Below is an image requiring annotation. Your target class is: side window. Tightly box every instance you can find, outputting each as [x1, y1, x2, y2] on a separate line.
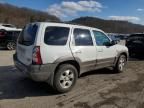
[44, 27, 70, 45]
[73, 28, 93, 46]
[93, 31, 110, 46]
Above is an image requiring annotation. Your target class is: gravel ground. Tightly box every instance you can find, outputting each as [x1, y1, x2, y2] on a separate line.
[0, 47, 144, 108]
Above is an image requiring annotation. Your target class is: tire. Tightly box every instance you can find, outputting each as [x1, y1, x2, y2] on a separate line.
[7, 41, 16, 50]
[53, 64, 78, 93]
[114, 55, 127, 73]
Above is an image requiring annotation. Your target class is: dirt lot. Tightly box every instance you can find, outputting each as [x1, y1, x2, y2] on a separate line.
[0, 48, 144, 108]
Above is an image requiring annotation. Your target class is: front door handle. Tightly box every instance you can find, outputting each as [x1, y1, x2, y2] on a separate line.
[98, 49, 103, 52]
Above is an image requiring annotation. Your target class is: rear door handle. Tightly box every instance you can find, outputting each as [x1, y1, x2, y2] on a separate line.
[75, 50, 82, 54]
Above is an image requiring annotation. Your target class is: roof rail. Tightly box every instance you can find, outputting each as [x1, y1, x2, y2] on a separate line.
[64, 21, 90, 27]
[45, 20, 91, 27]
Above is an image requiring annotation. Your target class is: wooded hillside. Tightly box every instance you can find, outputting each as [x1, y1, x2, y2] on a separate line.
[0, 3, 60, 27]
[71, 17, 144, 34]
[0, 3, 144, 34]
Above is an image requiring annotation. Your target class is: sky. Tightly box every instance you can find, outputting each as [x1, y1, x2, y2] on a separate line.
[1, 0, 144, 24]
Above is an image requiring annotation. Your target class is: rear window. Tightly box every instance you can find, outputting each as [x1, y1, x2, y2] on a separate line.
[2, 24, 16, 28]
[44, 27, 70, 45]
[18, 24, 38, 46]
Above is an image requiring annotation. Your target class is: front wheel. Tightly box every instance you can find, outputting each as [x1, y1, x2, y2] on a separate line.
[7, 41, 16, 50]
[114, 55, 127, 73]
[53, 64, 78, 93]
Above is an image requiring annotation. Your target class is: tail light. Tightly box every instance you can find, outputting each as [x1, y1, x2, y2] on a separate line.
[0, 31, 6, 37]
[32, 46, 42, 65]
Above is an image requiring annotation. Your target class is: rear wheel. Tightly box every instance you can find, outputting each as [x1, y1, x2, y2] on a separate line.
[7, 41, 16, 50]
[53, 64, 78, 93]
[114, 55, 127, 73]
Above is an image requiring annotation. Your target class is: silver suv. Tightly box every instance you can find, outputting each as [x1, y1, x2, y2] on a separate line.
[13, 22, 128, 93]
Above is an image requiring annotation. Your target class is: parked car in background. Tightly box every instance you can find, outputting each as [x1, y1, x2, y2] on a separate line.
[107, 33, 120, 43]
[126, 33, 144, 57]
[108, 33, 129, 41]
[0, 29, 21, 50]
[0, 23, 22, 31]
[117, 34, 128, 40]
[13, 22, 128, 93]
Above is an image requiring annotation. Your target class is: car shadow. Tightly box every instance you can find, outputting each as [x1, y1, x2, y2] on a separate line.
[0, 66, 58, 100]
[0, 64, 135, 100]
[80, 68, 117, 78]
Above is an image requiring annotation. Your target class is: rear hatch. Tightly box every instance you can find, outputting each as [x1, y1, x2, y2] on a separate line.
[17, 23, 38, 65]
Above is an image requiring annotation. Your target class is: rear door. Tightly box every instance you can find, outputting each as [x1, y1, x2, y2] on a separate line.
[70, 27, 97, 72]
[40, 25, 73, 64]
[17, 23, 38, 65]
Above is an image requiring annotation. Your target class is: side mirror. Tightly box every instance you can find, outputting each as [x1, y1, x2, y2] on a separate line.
[103, 40, 118, 46]
[103, 41, 112, 46]
[103, 40, 117, 46]
[111, 40, 117, 45]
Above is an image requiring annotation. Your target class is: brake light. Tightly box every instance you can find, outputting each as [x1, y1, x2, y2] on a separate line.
[32, 46, 42, 65]
[0, 31, 6, 37]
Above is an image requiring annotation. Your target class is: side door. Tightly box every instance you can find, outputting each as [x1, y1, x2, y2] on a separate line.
[70, 28, 97, 73]
[92, 30, 117, 67]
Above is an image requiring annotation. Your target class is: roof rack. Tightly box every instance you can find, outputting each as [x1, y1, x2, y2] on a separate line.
[45, 20, 92, 27]
[64, 21, 93, 27]
[64, 21, 83, 25]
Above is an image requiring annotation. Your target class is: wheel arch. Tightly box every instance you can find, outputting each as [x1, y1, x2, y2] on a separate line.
[114, 51, 129, 66]
[119, 52, 128, 61]
[54, 60, 80, 77]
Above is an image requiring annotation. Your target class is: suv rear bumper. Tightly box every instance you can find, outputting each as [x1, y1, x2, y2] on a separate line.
[13, 54, 57, 83]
